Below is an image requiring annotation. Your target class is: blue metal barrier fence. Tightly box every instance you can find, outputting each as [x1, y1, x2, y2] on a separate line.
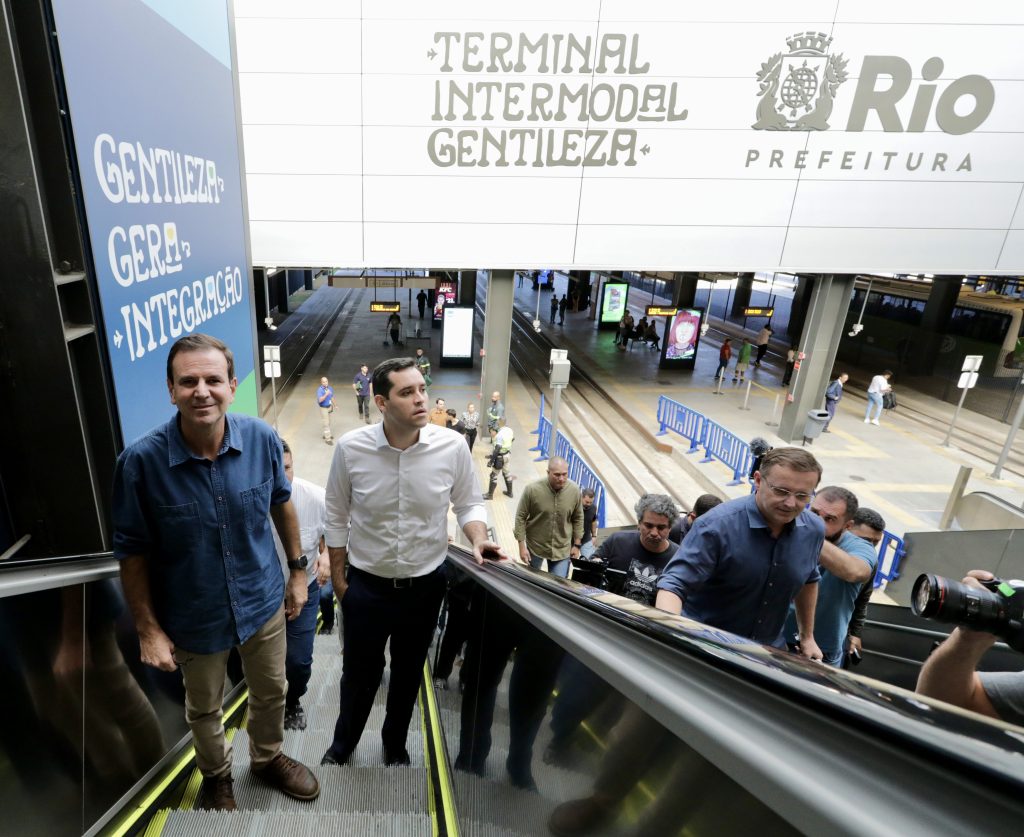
[533, 407, 608, 528]
[655, 395, 706, 454]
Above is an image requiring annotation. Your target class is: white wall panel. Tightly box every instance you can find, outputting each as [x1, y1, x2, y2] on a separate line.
[235, 3, 1024, 272]
[364, 222, 576, 265]
[239, 74, 361, 126]
[364, 175, 580, 224]
[782, 228, 1006, 272]
[247, 175, 361, 222]
[789, 181, 1020, 229]
[577, 178, 796, 226]
[243, 126, 361, 174]
[235, 18, 361, 73]
[250, 221, 363, 264]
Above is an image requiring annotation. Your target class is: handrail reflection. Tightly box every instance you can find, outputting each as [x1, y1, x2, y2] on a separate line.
[444, 546, 1024, 791]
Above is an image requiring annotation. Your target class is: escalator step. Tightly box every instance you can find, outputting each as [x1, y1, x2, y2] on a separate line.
[160, 809, 431, 835]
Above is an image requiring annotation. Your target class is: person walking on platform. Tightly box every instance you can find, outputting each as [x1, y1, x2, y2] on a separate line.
[113, 334, 320, 811]
[320, 357, 503, 768]
[414, 347, 432, 391]
[483, 425, 515, 500]
[732, 338, 752, 382]
[655, 446, 825, 661]
[715, 339, 732, 380]
[462, 402, 479, 451]
[429, 398, 448, 427]
[352, 365, 371, 424]
[549, 294, 558, 324]
[864, 370, 892, 426]
[782, 346, 796, 386]
[558, 294, 569, 325]
[416, 289, 428, 319]
[386, 312, 402, 346]
[317, 376, 335, 445]
[273, 440, 329, 732]
[486, 391, 505, 443]
[514, 456, 583, 578]
[823, 372, 847, 432]
[754, 325, 772, 367]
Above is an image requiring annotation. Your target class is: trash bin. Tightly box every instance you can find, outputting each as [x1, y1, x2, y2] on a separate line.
[802, 410, 830, 444]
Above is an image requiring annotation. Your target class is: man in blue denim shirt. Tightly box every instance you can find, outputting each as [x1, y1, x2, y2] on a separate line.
[655, 447, 825, 659]
[112, 334, 319, 811]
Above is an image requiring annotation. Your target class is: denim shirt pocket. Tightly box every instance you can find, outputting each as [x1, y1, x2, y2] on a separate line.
[155, 501, 203, 555]
[241, 478, 273, 533]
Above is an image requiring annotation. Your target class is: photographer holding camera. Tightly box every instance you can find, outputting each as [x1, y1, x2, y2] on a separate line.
[916, 570, 1024, 725]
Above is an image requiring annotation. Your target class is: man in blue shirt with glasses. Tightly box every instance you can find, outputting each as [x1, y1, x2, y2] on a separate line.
[655, 447, 825, 660]
[113, 334, 319, 811]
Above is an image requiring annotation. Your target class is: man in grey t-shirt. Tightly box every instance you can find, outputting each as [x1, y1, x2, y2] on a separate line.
[917, 569, 1024, 725]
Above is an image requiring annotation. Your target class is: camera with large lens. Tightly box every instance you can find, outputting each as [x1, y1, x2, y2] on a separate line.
[911, 573, 1024, 652]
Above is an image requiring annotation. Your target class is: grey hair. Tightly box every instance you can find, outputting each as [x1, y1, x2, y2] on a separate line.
[635, 493, 679, 522]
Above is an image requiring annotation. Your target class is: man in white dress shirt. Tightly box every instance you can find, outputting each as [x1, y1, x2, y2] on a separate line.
[320, 357, 505, 767]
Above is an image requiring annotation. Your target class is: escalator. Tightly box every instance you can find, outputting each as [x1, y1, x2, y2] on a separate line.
[5, 552, 1024, 835]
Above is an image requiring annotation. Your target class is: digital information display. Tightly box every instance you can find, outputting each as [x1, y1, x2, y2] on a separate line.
[660, 308, 704, 370]
[599, 282, 629, 329]
[370, 301, 401, 313]
[441, 305, 474, 367]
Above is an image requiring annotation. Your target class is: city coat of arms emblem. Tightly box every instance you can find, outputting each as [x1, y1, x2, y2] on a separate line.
[752, 31, 849, 130]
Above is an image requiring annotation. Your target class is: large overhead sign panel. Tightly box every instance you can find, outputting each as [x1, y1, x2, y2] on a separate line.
[236, 1, 1024, 273]
[52, 0, 257, 444]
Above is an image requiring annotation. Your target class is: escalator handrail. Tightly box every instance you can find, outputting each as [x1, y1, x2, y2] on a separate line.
[444, 547, 1024, 796]
[0, 551, 118, 599]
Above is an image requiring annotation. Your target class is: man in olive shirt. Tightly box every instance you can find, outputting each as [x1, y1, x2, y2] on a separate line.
[514, 457, 583, 578]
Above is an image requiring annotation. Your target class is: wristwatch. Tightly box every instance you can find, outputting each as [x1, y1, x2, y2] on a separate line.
[287, 556, 308, 570]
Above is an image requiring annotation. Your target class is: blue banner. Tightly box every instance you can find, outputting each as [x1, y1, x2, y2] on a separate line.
[50, 0, 256, 444]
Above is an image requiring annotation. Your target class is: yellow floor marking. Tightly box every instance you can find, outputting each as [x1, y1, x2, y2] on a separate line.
[851, 487, 931, 531]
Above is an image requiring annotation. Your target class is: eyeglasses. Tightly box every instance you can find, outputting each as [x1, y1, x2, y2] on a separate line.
[762, 478, 814, 504]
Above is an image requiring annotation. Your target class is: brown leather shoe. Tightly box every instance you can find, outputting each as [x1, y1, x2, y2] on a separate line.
[251, 752, 320, 801]
[197, 774, 236, 812]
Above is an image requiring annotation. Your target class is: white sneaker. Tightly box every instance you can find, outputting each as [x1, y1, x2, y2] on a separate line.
[864, 418, 870, 423]
[871, 419, 880, 426]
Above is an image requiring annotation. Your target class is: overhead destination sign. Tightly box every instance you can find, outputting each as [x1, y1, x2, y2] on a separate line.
[743, 307, 775, 318]
[236, 2, 1024, 274]
[647, 306, 678, 317]
[370, 301, 401, 313]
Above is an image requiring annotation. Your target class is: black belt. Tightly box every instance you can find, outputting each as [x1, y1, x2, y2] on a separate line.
[348, 564, 442, 590]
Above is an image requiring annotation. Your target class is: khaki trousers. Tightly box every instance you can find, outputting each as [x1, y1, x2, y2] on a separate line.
[320, 406, 333, 440]
[175, 605, 286, 777]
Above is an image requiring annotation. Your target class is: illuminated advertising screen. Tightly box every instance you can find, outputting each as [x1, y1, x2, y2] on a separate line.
[660, 308, 704, 370]
[441, 305, 474, 367]
[433, 279, 457, 323]
[599, 282, 629, 329]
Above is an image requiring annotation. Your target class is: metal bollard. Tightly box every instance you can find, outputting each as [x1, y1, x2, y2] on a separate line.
[741, 379, 757, 411]
[712, 375, 725, 396]
[765, 394, 781, 427]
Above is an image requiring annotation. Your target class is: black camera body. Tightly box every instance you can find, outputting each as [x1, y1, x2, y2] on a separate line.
[911, 573, 1024, 652]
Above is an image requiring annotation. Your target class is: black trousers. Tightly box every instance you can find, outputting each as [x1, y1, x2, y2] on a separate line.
[457, 589, 564, 774]
[328, 564, 447, 757]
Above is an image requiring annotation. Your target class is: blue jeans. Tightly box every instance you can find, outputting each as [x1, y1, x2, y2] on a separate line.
[530, 554, 570, 578]
[865, 392, 883, 421]
[285, 579, 320, 707]
[319, 579, 336, 630]
[580, 541, 596, 559]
